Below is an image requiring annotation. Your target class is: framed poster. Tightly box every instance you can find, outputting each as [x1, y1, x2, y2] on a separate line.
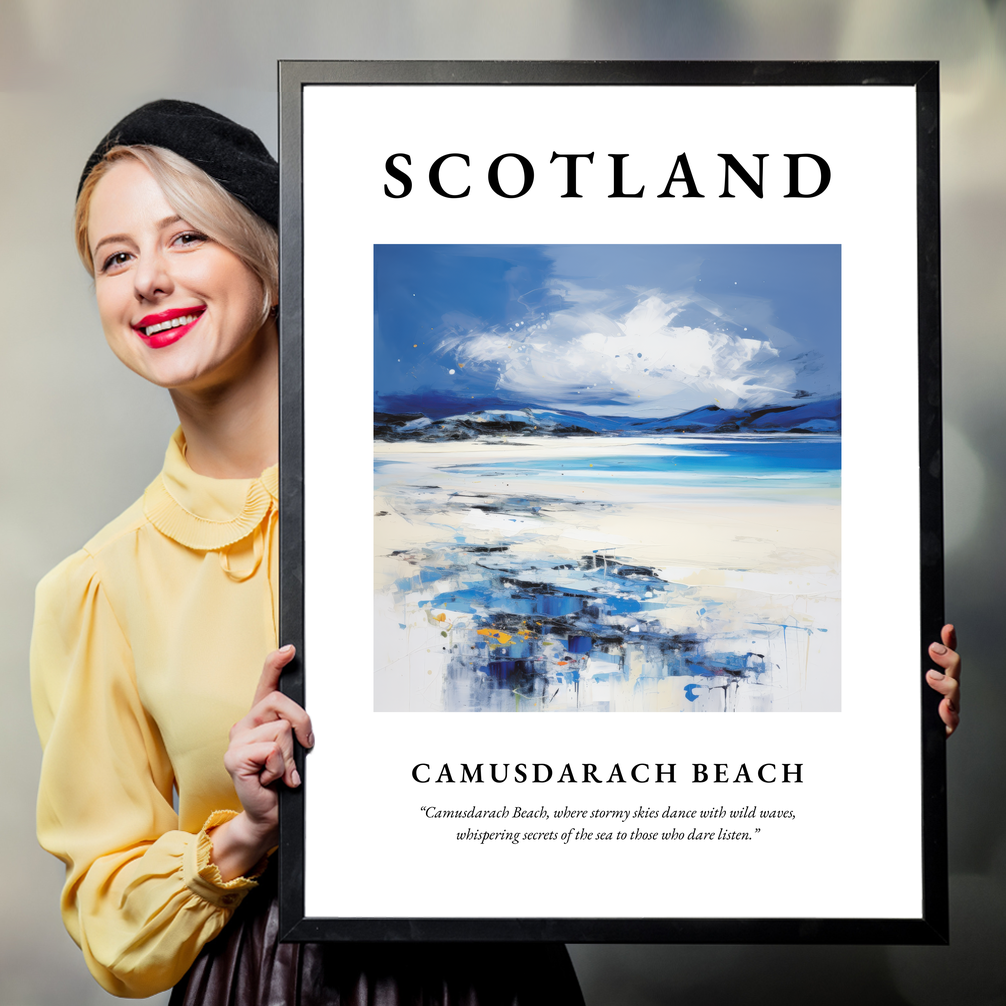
[277, 61, 946, 943]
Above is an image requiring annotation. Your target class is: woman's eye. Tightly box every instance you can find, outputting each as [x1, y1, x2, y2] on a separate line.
[173, 231, 208, 248]
[101, 251, 131, 273]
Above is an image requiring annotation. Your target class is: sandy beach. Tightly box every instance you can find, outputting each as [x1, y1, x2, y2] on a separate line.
[374, 436, 840, 713]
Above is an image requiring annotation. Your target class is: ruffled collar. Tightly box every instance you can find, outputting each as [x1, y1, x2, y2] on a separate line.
[143, 428, 278, 551]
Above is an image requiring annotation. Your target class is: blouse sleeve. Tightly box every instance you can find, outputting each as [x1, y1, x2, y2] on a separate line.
[31, 549, 262, 998]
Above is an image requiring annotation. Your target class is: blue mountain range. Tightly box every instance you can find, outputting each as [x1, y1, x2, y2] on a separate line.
[374, 396, 840, 441]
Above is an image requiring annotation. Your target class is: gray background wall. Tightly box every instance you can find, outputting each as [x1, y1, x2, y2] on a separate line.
[1, 2, 1002, 1003]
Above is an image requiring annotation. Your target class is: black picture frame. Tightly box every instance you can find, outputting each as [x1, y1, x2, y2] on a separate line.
[277, 60, 945, 944]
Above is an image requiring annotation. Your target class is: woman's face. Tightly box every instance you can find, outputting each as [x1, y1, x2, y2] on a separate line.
[87, 158, 270, 392]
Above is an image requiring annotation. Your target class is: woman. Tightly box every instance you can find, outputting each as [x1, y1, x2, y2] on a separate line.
[31, 100, 586, 1003]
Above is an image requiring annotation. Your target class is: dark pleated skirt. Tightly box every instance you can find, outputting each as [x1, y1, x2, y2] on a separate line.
[169, 869, 585, 1006]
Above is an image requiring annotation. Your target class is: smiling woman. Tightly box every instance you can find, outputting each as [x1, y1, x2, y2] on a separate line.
[30, 100, 585, 1004]
[87, 158, 269, 376]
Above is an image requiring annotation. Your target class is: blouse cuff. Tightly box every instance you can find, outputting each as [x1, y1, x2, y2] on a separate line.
[183, 810, 269, 909]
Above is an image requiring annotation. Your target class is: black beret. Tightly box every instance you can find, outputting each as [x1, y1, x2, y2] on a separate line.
[78, 99, 278, 228]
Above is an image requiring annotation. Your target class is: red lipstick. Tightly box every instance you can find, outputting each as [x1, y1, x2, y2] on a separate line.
[132, 306, 206, 349]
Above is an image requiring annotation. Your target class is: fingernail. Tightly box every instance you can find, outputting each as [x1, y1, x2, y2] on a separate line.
[292, 768, 301, 787]
[306, 732, 315, 748]
[280, 644, 295, 654]
[931, 643, 947, 655]
[927, 670, 944, 680]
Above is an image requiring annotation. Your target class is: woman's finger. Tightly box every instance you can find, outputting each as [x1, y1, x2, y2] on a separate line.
[928, 640, 961, 681]
[256, 742, 287, 787]
[224, 739, 287, 787]
[233, 719, 300, 788]
[925, 668, 959, 704]
[244, 690, 313, 749]
[251, 644, 296, 707]
[939, 698, 961, 737]
[941, 623, 957, 653]
[926, 668, 960, 737]
[231, 690, 313, 750]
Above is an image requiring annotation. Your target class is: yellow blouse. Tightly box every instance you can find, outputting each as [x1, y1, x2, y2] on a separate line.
[31, 429, 279, 998]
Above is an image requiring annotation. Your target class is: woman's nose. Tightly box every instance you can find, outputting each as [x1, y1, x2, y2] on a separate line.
[133, 249, 173, 302]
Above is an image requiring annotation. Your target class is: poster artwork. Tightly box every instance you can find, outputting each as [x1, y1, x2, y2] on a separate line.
[373, 243, 841, 713]
[288, 64, 943, 941]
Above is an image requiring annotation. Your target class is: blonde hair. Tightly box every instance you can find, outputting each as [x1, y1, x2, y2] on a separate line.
[75, 145, 278, 322]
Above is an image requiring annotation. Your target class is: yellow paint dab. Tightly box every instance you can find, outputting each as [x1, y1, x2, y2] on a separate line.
[477, 627, 513, 644]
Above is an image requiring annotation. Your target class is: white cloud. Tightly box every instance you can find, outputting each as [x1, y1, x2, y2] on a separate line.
[436, 285, 799, 416]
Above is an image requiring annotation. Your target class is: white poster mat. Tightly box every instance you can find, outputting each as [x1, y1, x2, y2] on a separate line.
[301, 84, 919, 920]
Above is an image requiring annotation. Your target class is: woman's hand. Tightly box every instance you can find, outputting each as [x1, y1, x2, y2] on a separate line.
[209, 645, 314, 881]
[926, 624, 961, 737]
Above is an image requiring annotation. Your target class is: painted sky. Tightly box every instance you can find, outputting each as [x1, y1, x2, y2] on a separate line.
[374, 245, 840, 418]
